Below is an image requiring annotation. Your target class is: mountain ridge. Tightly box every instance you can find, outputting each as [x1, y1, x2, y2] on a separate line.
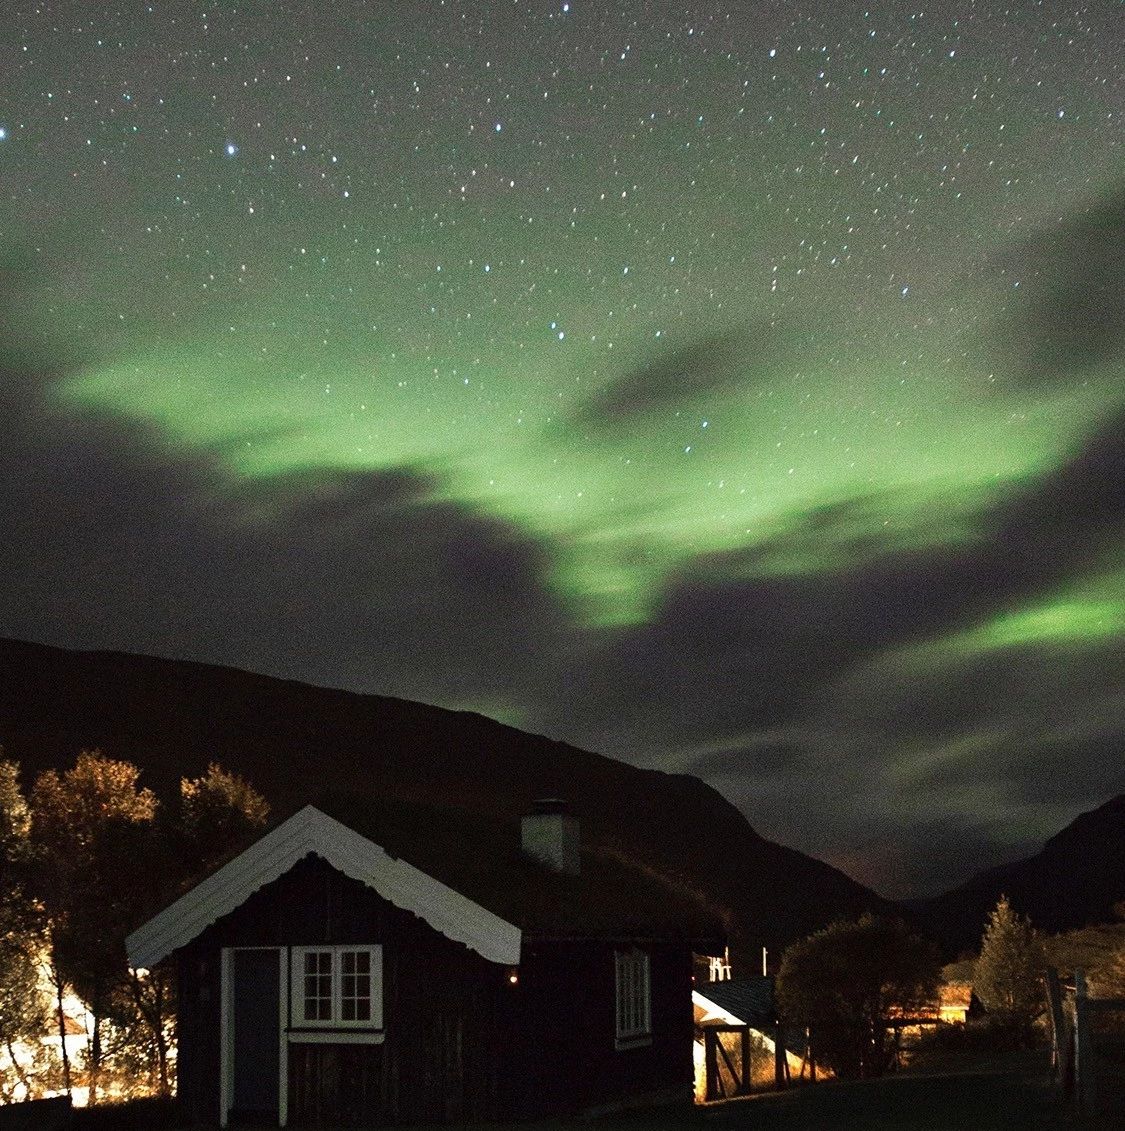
[0, 635, 886, 961]
[910, 794, 1125, 953]
[4, 636, 1118, 959]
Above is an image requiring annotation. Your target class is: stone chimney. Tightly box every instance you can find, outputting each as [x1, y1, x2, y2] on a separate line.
[521, 798, 580, 876]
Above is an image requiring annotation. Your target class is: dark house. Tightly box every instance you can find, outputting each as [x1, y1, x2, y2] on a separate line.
[126, 795, 723, 1127]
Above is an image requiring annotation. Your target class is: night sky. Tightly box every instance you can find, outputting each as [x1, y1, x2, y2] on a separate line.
[2, 1, 1123, 898]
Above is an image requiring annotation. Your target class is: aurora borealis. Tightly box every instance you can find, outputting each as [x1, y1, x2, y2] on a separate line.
[2, 1, 1122, 897]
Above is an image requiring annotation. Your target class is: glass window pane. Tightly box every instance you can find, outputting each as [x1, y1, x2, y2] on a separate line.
[339, 948, 372, 1023]
[303, 951, 333, 1022]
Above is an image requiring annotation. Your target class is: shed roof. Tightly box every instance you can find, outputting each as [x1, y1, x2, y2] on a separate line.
[693, 977, 775, 1026]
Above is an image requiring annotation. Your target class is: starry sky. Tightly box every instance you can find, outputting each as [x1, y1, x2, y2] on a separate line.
[2, 0, 1123, 899]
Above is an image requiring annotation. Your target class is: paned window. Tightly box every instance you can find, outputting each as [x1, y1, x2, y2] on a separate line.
[615, 949, 651, 1044]
[290, 945, 382, 1029]
[340, 949, 372, 1022]
[303, 950, 333, 1021]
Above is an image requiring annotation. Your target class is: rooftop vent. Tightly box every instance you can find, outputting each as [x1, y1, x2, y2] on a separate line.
[521, 798, 580, 876]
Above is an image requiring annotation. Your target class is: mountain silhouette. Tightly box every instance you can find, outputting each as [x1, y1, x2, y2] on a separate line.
[0, 636, 893, 964]
[911, 795, 1125, 953]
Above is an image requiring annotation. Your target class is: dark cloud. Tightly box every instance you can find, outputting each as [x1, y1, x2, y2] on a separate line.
[546, 531, 1015, 755]
[990, 183, 1125, 385]
[689, 737, 808, 778]
[832, 820, 1043, 903]
[540, 398, 1125, 894]
[568, 323, 791, 429]
[0, 307, 573, 712]
[3, 261, 1123, 900]
[568, 388, 1125, 739]
[1001, 729, 1125, 808]
[999, 401, 1125, 545]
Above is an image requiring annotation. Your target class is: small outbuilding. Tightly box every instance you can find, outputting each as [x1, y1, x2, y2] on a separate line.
[692, 978, 807, 1099]
[127, 794, 723, 1127]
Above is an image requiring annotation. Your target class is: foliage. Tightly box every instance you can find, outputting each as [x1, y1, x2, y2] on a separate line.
[973, 895, 1046, 1025]
[0, 749, 273, 1104]
[0, 917, 50, 1091]
[0, 758, 31, 869]
[776, 914, 941, 1079]
[1090, 944, 1125, 998]
[29, 751, 160, 1104]
[1044, 922, 1125, 984]
[176, 762, 269, 877]
[941, 957, 976, 985]
[906, 1013, 1044, 1074]
[0, 757, 55, 1102]
[98, 967, 176, 1101]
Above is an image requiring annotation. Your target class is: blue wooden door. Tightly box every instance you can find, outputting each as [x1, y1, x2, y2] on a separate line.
[232, 949, 281, 1124]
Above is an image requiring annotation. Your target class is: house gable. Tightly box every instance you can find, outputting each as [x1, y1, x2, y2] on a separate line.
[126, 805, 521, 968]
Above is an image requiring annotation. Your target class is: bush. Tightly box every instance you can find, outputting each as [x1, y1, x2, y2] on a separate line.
[907, 1014, 1044, 1071]
[777, 914, 941, 1079]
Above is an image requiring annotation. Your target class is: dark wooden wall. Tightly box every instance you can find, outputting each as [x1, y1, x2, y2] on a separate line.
[173, 856, 694, 1126]
[174, 855, 515, 1127]
[513, 940, 695, 1118]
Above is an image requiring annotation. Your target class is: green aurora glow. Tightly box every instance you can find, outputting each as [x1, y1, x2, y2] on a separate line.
[50, 294, 1119, 625]
[3, 0, 1123, 895]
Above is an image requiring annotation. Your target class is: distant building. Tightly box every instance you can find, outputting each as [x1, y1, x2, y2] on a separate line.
[127, 797, 723, 1127]
[886, 981, 975, 1032]
[937, 982, 973, 1024]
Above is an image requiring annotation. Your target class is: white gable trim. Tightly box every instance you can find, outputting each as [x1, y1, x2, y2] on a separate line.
[126, 805, 521, 968]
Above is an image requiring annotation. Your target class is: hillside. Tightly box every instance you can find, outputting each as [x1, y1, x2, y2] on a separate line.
[912, 795, 1125, 954]
[0, 636, 891, 959]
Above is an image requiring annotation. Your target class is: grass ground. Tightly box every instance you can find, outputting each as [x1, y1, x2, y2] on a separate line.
[478, 1049, 1113, 1131]
[598, 1051, 1116, 1131]
[693, 1052, 1084, 1130]
[57, 1049, 1121, 1130]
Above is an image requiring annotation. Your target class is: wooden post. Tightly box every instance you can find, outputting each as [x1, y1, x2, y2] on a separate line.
[704, 1029, 718, 1102]
[1074, 969, 1094, 1114]
[1044, 967, 1069, 1089]
[774, 1019, 786, 1089]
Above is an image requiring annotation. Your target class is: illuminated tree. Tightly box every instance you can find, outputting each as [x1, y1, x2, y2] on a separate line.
[176, 761, 269, 875]
[0, 758, 51, 1101]
[109, 761, 271, 1097]
[2, 750, 275, 1100]
[973, 895, 1045, 1025]
[30, 751, 158, 1104]
[0, 758, 30, 870]
[1091, 945, 1125, 999]
[777, 914, 940, 1079]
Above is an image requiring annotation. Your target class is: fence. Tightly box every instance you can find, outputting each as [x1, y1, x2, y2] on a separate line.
[1045, 966, 1125, 1116]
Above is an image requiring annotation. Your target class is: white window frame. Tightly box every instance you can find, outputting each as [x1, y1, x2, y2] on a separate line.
[290, 945, 383, 1031]
[614, 948, 652, 1048]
